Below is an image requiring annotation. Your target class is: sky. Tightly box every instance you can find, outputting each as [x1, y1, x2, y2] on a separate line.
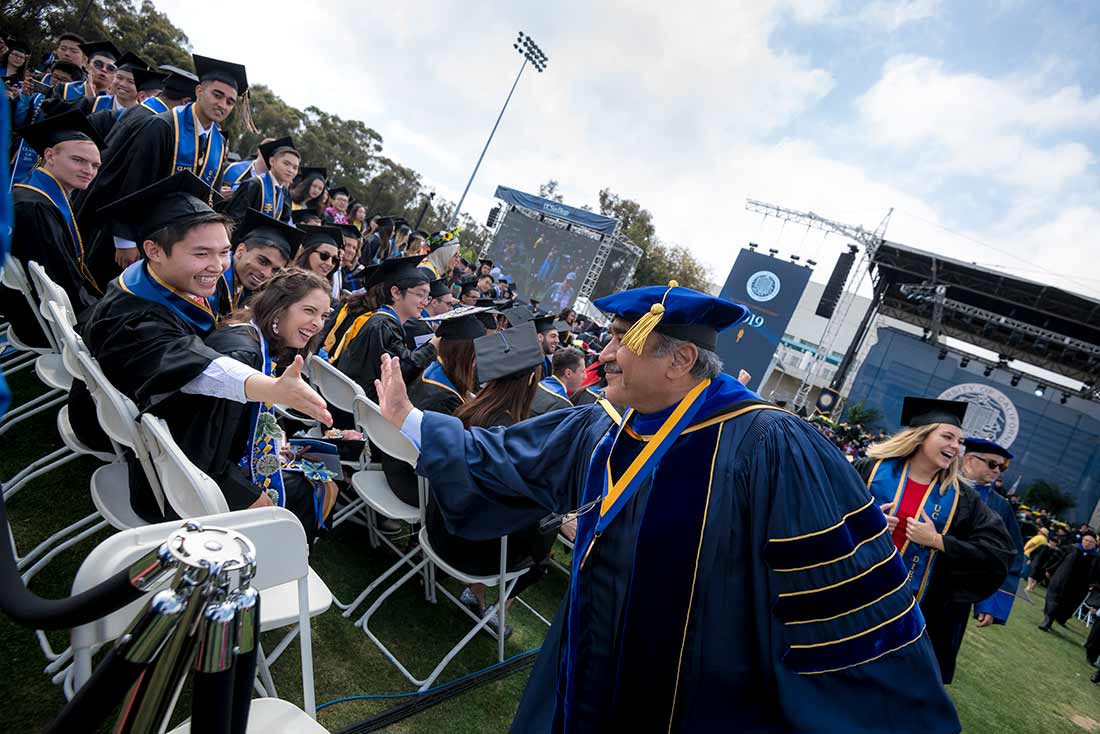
[155, 0, 1100, 299]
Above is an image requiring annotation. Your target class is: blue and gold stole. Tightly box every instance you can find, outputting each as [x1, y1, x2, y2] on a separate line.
[170, 103, 225, 187]
[418, 259, 441, 279]
[421, 360, 463, 401]
[14, 169, 101, 294]
[563, 374, 769, 727]
[92, 94, 115, 113]
[9, 93, 49, 187]
[865, 457, 960, 601]
[538, 375, 569, 400]
[60, 80, 87, 101]
[140, 96, 170, 115]
[258, 171, 286, 220]
[239, 322, 338, 526]
[117, 259, 217, 334]
[222, 159, 254, 191]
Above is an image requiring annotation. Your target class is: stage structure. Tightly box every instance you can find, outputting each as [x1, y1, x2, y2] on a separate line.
[480, 185, 642, 312]
[747, 198, 1100, 411]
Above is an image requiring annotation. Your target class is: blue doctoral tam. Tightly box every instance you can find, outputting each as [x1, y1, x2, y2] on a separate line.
[593, 281, 747, 352]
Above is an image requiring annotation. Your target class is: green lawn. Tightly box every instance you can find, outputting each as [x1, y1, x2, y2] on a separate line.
[1, 369, 1098, 732]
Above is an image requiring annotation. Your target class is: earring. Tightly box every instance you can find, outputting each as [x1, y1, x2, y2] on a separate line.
[272, 319, 280, 335]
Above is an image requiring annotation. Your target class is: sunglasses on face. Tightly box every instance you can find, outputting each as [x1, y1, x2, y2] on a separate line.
[92, 59, 118, 73]
[315, 251, 338, 263]
[970, 456, 1008, 472]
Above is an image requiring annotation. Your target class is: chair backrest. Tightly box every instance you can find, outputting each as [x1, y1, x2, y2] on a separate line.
[352, 394, 419, 468]
[76, 351, 166, 513]
[27, 260, 75, 316]
[139, 413, 230, 519]
[70, 507, 309, 651]
[307, 354, 364, 414]
[44, 301, 86, 381]
[1, 257, 58, 351]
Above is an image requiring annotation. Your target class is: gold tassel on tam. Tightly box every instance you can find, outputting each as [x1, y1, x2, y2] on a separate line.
[621, 280, 678, 355]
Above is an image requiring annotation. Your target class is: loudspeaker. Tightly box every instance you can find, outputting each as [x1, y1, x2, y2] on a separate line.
[815, 250, 855, 319]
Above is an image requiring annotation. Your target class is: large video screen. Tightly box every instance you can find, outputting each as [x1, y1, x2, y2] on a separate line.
[485, 208, 603, 312]
[591, 239, 640, 300]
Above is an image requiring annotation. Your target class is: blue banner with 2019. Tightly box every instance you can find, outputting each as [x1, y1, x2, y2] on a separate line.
[493, 185, 619, 235]
[715, 248, 811, 392]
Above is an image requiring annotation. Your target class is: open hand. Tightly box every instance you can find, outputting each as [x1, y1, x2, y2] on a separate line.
[245, 355, 332, 426]
[975, 613, 994, 628]
[879, 502, 898, 533]
[375, 353, 413, 429]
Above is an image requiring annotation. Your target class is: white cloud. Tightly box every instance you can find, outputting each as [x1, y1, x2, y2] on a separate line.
[856, 55, 1100, 192]
[856, 0, 942, 31]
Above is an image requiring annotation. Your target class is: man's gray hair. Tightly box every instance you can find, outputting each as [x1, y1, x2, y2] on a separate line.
[648, 332, 724, 379]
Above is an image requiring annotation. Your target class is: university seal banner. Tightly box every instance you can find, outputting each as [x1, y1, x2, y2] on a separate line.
[715, 248, 811, 391]
[937, 383, 1020, 447]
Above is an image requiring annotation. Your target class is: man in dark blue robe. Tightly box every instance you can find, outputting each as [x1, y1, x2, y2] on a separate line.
[375, 282, 960, 733]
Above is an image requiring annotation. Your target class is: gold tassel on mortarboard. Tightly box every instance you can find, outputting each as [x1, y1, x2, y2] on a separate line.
[620, 280, 678, 355]
[238, 89, 259, 134]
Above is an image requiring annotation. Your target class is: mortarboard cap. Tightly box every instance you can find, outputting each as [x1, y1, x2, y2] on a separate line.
[5, 38, 30, 55]
[328, 185, 350, 199]
[593, 281, 748, 353]
[296, 210, 323, 225]
[424, 306, 491, 341]
[899, 397, 968, 429]
[114, 51, 148, 72]
[474, 322, 544, 384]
[259, 136, 298, 165]
[192, 54, 248, 93]
[428, 279, 450, 299]
[297, 167, 327, 183]
[80, 40, 121, 62]
[532, 313, 558, 335]
[479, 259, 493, 268]
[475, 297, 499, 309]
[157, 64, 198, 98]
[553, 320, 571, 332]
[529, 298, 541, 309]
[502, 305, 535, 328]
[131, 67, 167, 92]
[98, 171, 222, 241]
[365, 254, 432, 290]
[297, 224, 342, 249]
[335, 223, 361, 241]
[18, 108, 106, 156]
[427, 227, 460, 252]
[962, 437, 1013, 461]
[234, 208, 303, 260]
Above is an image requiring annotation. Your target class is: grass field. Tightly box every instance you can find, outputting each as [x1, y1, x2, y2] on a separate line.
[1, 369, 1098, 732]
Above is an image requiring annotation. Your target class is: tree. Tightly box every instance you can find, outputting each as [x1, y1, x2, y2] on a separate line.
[597, 188, 710, 291]
[844, 401, 883, 429]
[1021, 481, 1076, 517]
[538, 179, 564, 202]
[101, 0, 193, 69]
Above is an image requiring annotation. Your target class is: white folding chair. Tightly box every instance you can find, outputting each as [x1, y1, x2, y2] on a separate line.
[348, 395, 528, 691]
[340, 394, 429, 620]
[68, 507, 330, 720]
[306, 355, 375, 530]
[0, 263, 44, 375]
[0, 259, 65, 435]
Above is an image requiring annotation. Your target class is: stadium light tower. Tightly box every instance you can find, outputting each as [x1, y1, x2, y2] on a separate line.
[448, 31, 549, 227]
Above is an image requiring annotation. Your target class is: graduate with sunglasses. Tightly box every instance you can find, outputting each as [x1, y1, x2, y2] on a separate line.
[293, 224, 343, 302]
[377, 282, 961, 733]
[855, 398, 1015, 684]
[961, 438, 1026, 632]
[75, 54, 246, 286]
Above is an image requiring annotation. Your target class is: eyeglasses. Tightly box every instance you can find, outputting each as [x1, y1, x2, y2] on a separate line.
[315, 251, 337, 263]
[969, 456, 1008, 472]
[91, 59, 117, 73]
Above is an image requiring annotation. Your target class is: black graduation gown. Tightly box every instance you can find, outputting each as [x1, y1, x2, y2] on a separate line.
[424, 410, 558, 597]
[854, 459, 1014, 684]
[69, 279, 226, 520]
[0, 186, 97, 348]
[1028, 543, 1061, 582]
[74, 110, 224, 286]
[146, 325, 318, 537]
[382, 372, 465, 506]
[571, 387, 600, 406]
[104, 102, 157, 145]
[87, 107, 121, 141]
[221, 175, 292, 227]
[403, 317, 433, 351]
[333, 312, 436, 402]
[1086, 603, 1100, 666]
[530, 379, 573, 418]
[1044, 546, 1100, 624]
